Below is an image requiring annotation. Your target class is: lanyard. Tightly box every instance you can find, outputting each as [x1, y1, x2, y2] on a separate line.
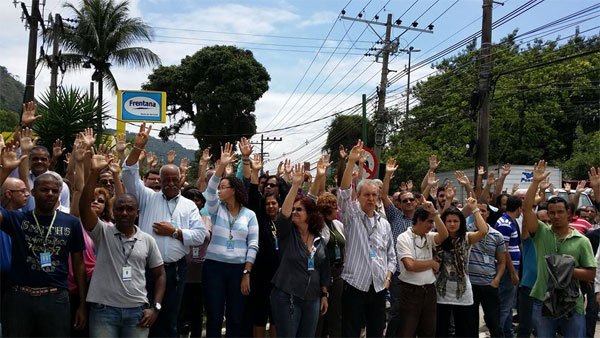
[270, 220, 277, 239]
[165, 195, 180, 219]
[32, 210, 57, 248]
[116, 233, 138, 266]
[362, 214, 376, 237]
[228, 210, 238, 240]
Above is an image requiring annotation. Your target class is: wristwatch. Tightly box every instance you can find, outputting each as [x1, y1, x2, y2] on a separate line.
[171, 229, 179, 239]
[153, 302, 162, 311]
[243, 269, 251, 275]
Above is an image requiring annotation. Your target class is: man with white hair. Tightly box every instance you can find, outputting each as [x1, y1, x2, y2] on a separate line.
[338, 140, 396, 337]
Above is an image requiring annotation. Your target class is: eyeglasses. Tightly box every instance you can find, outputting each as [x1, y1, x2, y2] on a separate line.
[292, 207, 305, 212]
[99, 179, 115, 185]
[9, 188, 28, 194]
[93, 197, 106, 204]
[402, 198, 416, 203]
[265, 183, 277, 188]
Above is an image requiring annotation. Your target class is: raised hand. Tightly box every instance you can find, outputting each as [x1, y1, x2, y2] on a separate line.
[91, 154, 109, 171]
[539, 176, 551, 191]
[399, 182, 407, 191]
[97, 143, 110, 157]
[138, 150, 146, 163]
[406, 180, 413, 191]
[284, 159, 292, 176]
[530, 161, 549, 183]
[465, 192, 477, 210]
[348, 140, 364, 163]
[133, 122, 152, 150]
[291, 163, 304, 186]
[338, 144, 347, 159]
[422, 200, 436, 214]
[251, 154, 263, 171]
[385, 158, 397, 174]
[427, 170, 439, 186]
[455, 170, 471, 187]
[564, 182, 571, 191]
[428, 154, 440, 171]
[239, 137, 253, 157]
[576, 180, 587, 194]
[179, 157, 189, 173]
[80, 128, 96, 149]
[0, 134, 5, 153]
[19, 127, 36, 153]
[219, 142, 235, 166]
[1, 144, 27, 172]
[116, 134, 127, 153]
[200, 148, 211, 164]
[277, 161, 284, 176]
[512, 183, 519, 194]
[589, 167, 600, 189]
[21, 101, 40, 126]
[167, 150, 176, 164]
[501, 163, 511, 177]
[445, 184, 456, 202]
[108, 160, 120, 174]
[486, 172, 496, 185]
[145, 152, 155, 166]
[52, 139, 65, 158]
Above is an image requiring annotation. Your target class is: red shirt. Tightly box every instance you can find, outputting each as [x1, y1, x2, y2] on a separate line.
[570, 216, 593, 234]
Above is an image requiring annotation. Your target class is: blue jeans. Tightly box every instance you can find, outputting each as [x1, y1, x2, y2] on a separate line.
[146, 257, 187, 338]
[2, 287, 70, 337]
[498, 270, 517, 338]
[532, 300, 585, 338]
[270, 287, 320, 338]
[89, 303, 148, 338]
[517, 286, 535, 338]
[202, 259, 246, 338]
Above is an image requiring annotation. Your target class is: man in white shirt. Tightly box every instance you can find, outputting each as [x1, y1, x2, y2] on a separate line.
[396, 203, 448, 337]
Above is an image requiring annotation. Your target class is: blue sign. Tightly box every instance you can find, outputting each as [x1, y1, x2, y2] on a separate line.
[117, 90, 166, 123]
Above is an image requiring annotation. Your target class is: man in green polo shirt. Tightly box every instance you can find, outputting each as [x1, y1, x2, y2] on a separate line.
[522, 160, 596, 338]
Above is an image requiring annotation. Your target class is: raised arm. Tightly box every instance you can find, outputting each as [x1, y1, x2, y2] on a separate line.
[0, 144, 27, 187]
[421, 200, 448, 245]
[336, 145, 347, 187]
[239, 137, 253, 179]
[281, 163, 304, 218]
[523, 160, 550, 239]
[215, 143, 235, 178]
[494, 164, 511, 199]
[422, 170, 438, 200]
[69, 139, 90, 218]
[125, 122, 152, 166]
[480, 172, 495, 204]
[309, 155, 329, 197]
[196, 148, 211, 192]
[340, 140, 363, 190]
[590, 167, 600, 205]
[381, 159, 397, 208]
[455, 170, 475, 200]
[80, 154, 110, 232]
[465, 193, 489, 244]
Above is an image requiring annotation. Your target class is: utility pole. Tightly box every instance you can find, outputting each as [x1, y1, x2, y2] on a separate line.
[400, 46, 421, 120]
[341, 12, 433, 177]
[21, 0, 43, 105]
[362, 94, 368, 145]
[251, 135, 282, 174]
[49, 13, 63, 96]
[476, 0, 493, 179]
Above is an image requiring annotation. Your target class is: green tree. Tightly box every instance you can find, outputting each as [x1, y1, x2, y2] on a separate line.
[0, 66, 25, 113]
[34, 87, 106, 174]
[562, 127, 600, 179]
[143, 45, 270, 153]
[61, 0, 160, 133]
[0, 109, 19, 132]
[323, 114, 374, 164]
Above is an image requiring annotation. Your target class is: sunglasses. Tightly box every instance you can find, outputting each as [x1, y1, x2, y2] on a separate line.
[402, 198, 416, 203]
[93, 198, 106, 204]
[99, 179, 115, 185]
[292, 207, 305, 212]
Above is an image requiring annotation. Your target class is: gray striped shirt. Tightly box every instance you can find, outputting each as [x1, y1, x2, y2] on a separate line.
[338, 188, 397, 292]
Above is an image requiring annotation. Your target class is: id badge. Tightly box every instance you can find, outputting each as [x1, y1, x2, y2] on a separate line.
[227, 240, 235, 250]
[334, 245, 341, 260]
[122, 266, 132, 281]
[192, 247, 200, 258]
[40, 252, 52, 268]
[369, 245, 376, 259]
[483, 255, 490, 264]
[307, 257, 315, 271]
[274, 238, 279, 251]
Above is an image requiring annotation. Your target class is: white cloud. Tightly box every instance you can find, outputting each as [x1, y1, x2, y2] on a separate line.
[297, 10, 338, 28]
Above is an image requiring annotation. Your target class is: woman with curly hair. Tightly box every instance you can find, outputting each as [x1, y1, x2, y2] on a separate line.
[203, 143, 259, 338]
[270, 164, 331, 338]
[435, 195, 488, 337]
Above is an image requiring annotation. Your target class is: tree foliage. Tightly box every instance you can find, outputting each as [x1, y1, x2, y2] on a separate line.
[323, 114, 375, 164]
[562, 127, 600, 179]
[0, 109, 19, 132]
[61, 0, 160, 132]
[385, 31, 600, 181]
[0, 66, 25, 113]
[34, 87, 106, 155]
[142, 45, 270, 153]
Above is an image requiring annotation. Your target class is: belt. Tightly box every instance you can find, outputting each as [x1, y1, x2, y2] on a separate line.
[13, 286, 61, 296]
[164, 256, 186, 268]
[399, 280, 435, 290]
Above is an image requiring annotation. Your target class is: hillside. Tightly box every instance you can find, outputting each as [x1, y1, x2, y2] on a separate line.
[107, 128, 197, 162]
[0, 66, 25, 113]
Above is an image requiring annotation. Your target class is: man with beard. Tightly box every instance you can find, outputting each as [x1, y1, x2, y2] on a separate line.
[122, 123, 206, 338]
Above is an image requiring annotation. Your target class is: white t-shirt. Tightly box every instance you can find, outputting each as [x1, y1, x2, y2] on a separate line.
[396, 228, 437, 285]
[435, 233, 473, 306]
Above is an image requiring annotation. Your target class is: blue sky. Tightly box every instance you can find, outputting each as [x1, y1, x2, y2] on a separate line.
[1, 0, 598, 171]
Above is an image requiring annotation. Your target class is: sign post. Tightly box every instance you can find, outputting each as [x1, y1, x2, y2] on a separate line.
[360, 146, 378, 179]
[116, 90, 167, 135]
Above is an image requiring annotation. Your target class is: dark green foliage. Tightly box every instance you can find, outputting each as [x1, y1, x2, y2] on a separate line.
[0, 66, 25, 113]
[143, 45, 270, 156]
[0, 109, 19, 132]
[324, 114, 375, 164]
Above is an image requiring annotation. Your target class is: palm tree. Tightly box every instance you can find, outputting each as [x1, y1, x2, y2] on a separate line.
[61, 0, 161, 134]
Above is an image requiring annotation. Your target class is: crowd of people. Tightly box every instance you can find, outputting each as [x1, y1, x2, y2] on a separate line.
[1, 102, 600, 338]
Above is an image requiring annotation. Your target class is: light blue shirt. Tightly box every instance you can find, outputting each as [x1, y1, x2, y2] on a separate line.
[122, 161, 206, 263]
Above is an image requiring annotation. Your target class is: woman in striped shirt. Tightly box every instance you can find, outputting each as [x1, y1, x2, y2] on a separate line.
[203, 142, 259, 338]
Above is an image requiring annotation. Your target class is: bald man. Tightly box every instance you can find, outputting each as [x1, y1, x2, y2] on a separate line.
[1, 177, 30, 210]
